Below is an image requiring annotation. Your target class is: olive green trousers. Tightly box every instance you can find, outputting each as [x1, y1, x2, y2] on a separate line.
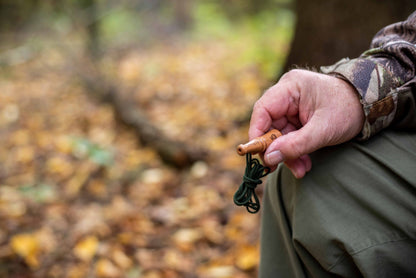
[259, 131, 416, 278]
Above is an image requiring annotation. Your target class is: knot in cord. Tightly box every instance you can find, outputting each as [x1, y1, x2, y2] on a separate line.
[243, 175, 262, 189]
[233, 153, 270, 213]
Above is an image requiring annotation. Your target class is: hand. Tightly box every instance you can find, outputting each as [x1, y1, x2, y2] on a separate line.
[249, 69, 365, 178]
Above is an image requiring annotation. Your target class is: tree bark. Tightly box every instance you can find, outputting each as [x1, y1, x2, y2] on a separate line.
[78, 0, 101, 60]
[283, 0, 416, 73]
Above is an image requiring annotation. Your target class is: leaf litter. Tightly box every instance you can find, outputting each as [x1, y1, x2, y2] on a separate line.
[0, 36, 286, 277]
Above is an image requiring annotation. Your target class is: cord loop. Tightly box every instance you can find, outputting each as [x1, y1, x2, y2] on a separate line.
[233, 153, 270, 213]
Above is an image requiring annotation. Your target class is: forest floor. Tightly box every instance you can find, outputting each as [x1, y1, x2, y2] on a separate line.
[0, 27, 289, 278]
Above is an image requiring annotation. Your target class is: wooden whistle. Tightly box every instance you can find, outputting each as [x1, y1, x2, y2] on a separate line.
[237, 129, 282, 156]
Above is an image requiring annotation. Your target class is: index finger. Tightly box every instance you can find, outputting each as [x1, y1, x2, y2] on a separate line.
[248, 102, 272, 140]
[248, 84, 292, 140]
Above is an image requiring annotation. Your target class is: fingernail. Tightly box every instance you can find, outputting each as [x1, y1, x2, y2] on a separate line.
[266, 150, 284, 165]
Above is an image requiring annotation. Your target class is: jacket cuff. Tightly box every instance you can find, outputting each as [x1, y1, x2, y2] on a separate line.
[320, 57, 401, 140]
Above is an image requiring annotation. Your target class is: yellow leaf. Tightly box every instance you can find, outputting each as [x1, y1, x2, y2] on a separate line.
[95, 258, 120, 278]
[235, 245, 259, 271]
[46, 156, 73, 178]
[112, 248, 132, 270]
[10, 233, 40, 268]
[65, 162, 96, 197]
[55, 135, 73, 154]
[73, 236, 99, 262]
[15, 146, 35, 164]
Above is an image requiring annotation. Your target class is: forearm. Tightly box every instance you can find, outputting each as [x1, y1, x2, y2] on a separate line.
[321, 11, 416, 139]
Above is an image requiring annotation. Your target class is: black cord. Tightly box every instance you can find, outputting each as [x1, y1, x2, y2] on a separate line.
[233, 153, 270, 213]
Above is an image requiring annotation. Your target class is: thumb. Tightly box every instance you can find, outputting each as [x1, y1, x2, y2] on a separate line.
[264, 119, 326, 166]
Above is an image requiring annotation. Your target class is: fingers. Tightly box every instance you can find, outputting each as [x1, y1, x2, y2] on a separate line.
[248, 70, 321, 178]
[267, 118, 323, 159]
[260, 112, 327, 178]
[284, 155, 312, 179]
[248, 107, 272, 141]
[247, 70, 364, 178]
[248, 81, 296, 140]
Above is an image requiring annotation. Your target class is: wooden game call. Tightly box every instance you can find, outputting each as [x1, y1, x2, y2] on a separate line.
[237, 129, 282, 156]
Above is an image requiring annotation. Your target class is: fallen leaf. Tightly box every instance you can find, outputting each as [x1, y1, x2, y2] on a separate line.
[235, 245, 259, 271]
[10, 233, 40, 268]
[73, 235, 99, 262]
[198, 264, 235, 278]
[0, 186, 27, 218]
[95, 258, 121, 278]
[172, 228, 203, 251]
[15, 145, 35, 164]
[190, 161, 209, 178]
[46, 156, 74, 179]
[112, 248, 132, 270]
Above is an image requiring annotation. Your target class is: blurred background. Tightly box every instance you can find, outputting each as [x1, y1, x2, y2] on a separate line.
[0, 0, 415, 277]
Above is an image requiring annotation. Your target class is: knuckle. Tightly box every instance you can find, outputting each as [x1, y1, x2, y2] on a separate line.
[253, 96, 268, 112]
[252, 99, 263, 114]
[280, 69, 302, 81]
[285, 135, 305, 159]
[253, 98, 263, 108]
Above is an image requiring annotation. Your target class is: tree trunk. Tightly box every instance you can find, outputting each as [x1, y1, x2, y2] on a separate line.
[172, 0, 193, 31]
[283, 0, 416, 73]
[79, 0, 101, 60]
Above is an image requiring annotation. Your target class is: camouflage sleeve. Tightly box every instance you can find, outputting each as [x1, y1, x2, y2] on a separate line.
[320, 11, 416, 140]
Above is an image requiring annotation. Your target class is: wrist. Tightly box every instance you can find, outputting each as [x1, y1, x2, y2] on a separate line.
[337, 76, 365, 136]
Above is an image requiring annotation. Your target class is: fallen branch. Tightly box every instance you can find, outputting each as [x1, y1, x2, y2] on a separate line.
[76, 62, 208, 168]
